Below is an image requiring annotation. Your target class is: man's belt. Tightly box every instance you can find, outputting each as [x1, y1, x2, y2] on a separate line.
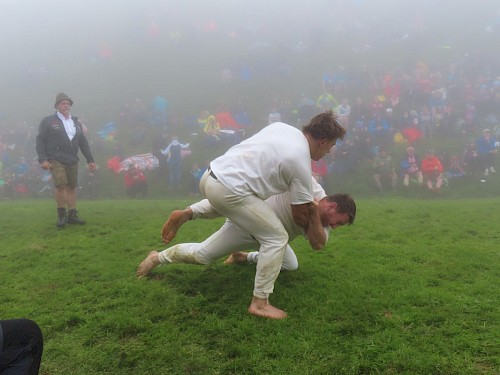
[209, 167, 217, 180]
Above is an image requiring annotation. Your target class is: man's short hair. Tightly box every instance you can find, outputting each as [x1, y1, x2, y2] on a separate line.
[303, 110, 346, 141]
[326, 193, 356, 225]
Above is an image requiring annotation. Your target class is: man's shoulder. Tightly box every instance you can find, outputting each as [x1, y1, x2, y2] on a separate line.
[41, 113, 58, 123]
[278, 123, 306, 140]
[256, 122, 304, 144]
[39, 114, 61, 129]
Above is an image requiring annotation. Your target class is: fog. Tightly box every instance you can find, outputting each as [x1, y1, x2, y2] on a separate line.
[1, 0, 498, 125]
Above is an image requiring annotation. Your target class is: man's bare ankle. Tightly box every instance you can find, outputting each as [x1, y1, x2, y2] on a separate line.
[248, 297, 287, 319]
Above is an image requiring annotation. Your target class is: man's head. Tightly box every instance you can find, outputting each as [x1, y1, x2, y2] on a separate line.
[303, 110, 346, 161]
[54, 92, 73, 107]
[318, 193, 356, 229]
[54, 92, 73, 117]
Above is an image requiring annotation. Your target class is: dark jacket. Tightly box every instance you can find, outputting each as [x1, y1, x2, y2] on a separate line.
[36, 113, 94, 165]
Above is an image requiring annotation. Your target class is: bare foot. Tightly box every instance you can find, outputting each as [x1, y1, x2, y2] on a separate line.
[136, 251, 160, 278]
[161, 209, 192, 244]
[248, 297, 288, 319]
[223, 251, 249, 265]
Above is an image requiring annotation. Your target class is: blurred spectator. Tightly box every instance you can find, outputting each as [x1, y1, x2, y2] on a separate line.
[400, 146, 423, 188]
[368, 113, 391, 148]
[190, 162, 207, 196]
[445, 155, 466, 183]
[296, 94, 317, 125]
[322, 67, 336, 92]
[328, 66, 349, 96]
[311, 159, 328, 187]
[421, 149, 444, 192]
[464, 102, 477, 133]
[419, 105, 433, 139]
[329, 138, 361, 175]
[129, 121, 147, 146]
[494, 125, 500, 147]
[80, 164, 100, 199]
[316, 91, 338, 111]
[476, 128, 497, 182]
[350, 127, 372, 163]
[384, 107, 396, 131]
[151, 134, 168, 179]
[161, 136, 190, 190]
[383, 75, 400, 101]
[267, 105, 281, 124]
[402, 115, 423, 146]
[429, 89, 447, 120]
[2, 171, 15, 199]
[203, 115, 221, 143]
[124, 164, 147, 198]
[131, 97, 147, 124]
[350, 97, 370, 125]
[336, 99, 351, 129]
[463, 142, 480, 177]
[372, 148, 397, 194]
[0, 159, 3, 192]
[369, 95, 385, 116]
[151, 95, 168, 129]
[38, 169, 52, 195]
[14, 156, 30, 177]
[11, 156, 31, 197]
[23, 158, 46, 195]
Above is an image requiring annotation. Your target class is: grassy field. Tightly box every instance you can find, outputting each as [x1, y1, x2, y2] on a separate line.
[0, 198, 499, 375]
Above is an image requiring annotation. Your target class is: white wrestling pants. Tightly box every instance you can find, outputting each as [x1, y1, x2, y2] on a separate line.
[158, 198, 298, 269]
[197, 169, 288, 299]
[190, 198, 298, 271]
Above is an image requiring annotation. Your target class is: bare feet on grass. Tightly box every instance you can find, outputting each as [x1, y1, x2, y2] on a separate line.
[161, 209, 192, 244]
[223, 251, 248, 265]
[136, 251, 160, 278]
[248, 297, 288, 319]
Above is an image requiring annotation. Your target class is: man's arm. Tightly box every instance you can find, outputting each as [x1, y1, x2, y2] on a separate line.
[291, 203, 310, 228]
[291, 202, 326, 249]
[78, 135, 96, 172]
[76, 122, 95, 164]
[304, 202, 327, 250]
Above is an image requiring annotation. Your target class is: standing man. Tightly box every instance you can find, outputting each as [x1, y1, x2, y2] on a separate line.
[36, 93, 96, 228]
[161, 136, 190, 190]
[141, 110, 344, 319]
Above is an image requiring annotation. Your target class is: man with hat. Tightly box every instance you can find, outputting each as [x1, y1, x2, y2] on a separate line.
[36, 92, 96, 227]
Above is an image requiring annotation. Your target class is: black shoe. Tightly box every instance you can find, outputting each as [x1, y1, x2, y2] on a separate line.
[57, 208, 67, 228]
[67, 209, 86, 225]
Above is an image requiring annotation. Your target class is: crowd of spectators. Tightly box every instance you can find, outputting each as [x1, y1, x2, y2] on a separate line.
[1, 54, 499, 198]
[298, 60, 500, 194]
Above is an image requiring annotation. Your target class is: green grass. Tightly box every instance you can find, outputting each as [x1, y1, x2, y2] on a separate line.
[1, 198, 499, 374]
